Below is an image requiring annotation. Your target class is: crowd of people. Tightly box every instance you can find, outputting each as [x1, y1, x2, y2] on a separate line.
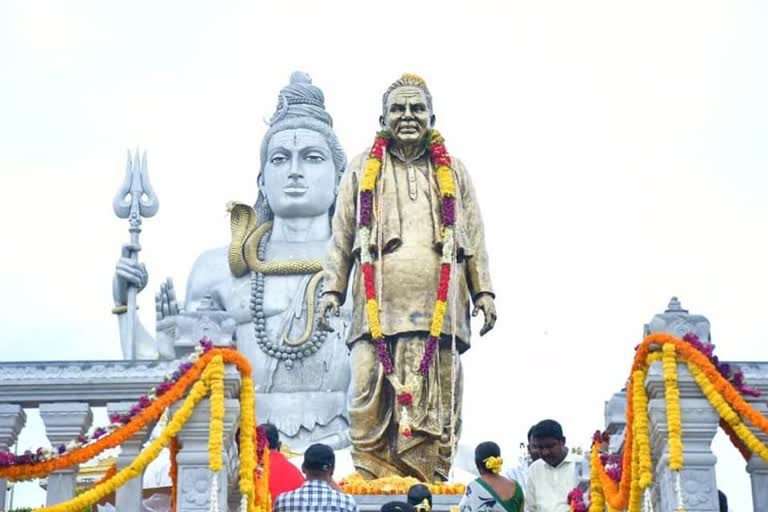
[262, 419, 593, 512]
[260, 417, 731, 511]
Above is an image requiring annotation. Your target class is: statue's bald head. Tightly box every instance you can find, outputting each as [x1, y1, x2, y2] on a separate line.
[382, 73, 434, 118]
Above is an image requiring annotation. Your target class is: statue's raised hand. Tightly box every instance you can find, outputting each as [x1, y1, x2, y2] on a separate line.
[317, 292, 342, 332]
[472, 293, 497, 336]
[155, 278, 182, 359]
[113, 243, 148, 305]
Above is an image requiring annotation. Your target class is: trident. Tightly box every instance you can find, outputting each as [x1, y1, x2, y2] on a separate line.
[113, 149, 159, 358]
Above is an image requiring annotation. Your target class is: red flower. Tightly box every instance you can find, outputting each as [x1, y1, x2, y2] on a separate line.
[398, 392, 413, 406]
[401, 427, 413, 438]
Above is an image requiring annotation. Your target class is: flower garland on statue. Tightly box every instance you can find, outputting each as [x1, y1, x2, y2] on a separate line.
[0, 339, 214, 476]
[358, 129, 456, 437]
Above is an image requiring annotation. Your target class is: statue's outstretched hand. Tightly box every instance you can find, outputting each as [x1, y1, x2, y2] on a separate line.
[155, 277, 183, 359]
[472, 293, 497, 336]
[113, 243, 148, 305]
[317, 292, 342, 332]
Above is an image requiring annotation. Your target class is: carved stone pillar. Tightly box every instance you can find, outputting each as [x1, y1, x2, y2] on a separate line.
[172, 398, 240, 511]
[645, 297, 719, 511]
[173, 368, 241, 512]
[39, 403, 93, 506]
[107, 401, 155, 511]
[0, 404, 26, 511]
[745, 400, 768, 512]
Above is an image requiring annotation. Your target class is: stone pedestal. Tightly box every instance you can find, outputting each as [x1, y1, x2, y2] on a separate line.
[107, 401, 155, 511]
[745, 400, 768, 512]
[0, 404, 26, 511]
[39, 403, 93, 506]
[172, 398, 240, 512]
[647, 365, 720, 511]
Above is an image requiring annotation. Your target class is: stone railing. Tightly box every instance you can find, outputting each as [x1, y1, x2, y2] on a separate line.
[0, 360, 243, 512]
[602, 298, 768, 512]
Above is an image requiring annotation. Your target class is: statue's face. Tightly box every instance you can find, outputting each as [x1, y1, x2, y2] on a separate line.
[262, 128, 336, 218]
[381, 86, 433, 146]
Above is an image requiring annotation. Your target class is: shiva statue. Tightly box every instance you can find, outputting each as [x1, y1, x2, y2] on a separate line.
[112, 72, 352, 450]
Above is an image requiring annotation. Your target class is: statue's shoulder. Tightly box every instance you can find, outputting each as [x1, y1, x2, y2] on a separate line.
[346, 151, 369, 175]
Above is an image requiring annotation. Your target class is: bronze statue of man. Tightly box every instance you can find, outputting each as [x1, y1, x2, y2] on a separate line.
[319, 74, 496, 481]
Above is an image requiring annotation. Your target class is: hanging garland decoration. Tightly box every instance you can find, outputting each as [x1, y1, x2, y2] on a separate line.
[357, 129, 457, 437]
[578, 333, 768, 512]
[358, 129, 456, 377]
[0, 347, 265, 512]
[0, 340, 215, 480]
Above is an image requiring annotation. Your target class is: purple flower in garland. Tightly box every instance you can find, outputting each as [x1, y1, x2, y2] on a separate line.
[441, 196, 456, 226]
[683, 331, 762, 397]
[200, 337, 214, 352]
[92, 428, 107, 440]
[375, 337, 394, 375]
[156, 381, 172, 396]
[109, 413, 122, 424]
[418, 336, 439, 375]
[359, 190, 373, 227]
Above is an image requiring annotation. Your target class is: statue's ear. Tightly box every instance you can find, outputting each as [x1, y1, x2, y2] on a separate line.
[379, 115, 386, 129]
[429, 114, 436, 129]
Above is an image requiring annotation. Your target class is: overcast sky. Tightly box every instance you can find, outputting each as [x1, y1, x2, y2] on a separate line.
[1, 1, 767, 509]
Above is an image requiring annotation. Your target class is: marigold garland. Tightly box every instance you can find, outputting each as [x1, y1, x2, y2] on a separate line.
[7, 348, 262, 512]
[587, 333, 768, 512]
[208, 354, 226, 472]
[0, 347, 217, 481]
[588, 442, 605, 512]
[34, 367, 213, 512]
[662, 344, 684, 471]
[358, 129, 456, 377]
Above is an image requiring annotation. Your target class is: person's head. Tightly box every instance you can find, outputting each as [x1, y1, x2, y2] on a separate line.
[380, 73, 435, 148]
[258, 423, 280, 450]
[718, 490, 728, 512]
[527, 424, 540, 462]
[301, 443, 335, 481]
[381, 502, 415, 512]
[474, 441, 503, 476]
[407, 483, 432, 511]
[257, 72, 347, 224]
[532, 420, 567, 468]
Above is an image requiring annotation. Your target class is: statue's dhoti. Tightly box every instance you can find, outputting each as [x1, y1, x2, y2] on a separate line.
[349, 333, 462, 481]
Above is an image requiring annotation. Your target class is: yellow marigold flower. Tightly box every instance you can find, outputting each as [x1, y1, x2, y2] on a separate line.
[436, 166, 455, 196]
[361, 158, 381, 191]
[430, 301, 447, 337]
[366, 299, 383, 339]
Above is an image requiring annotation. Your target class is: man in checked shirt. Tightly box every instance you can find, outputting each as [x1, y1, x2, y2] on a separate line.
[273, 443, 359, 512]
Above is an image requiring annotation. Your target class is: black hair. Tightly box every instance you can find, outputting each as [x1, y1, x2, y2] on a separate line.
[527, 424, 537, 441]
[259, 423, 280, 450]
[532, 419, 565, 441]
[474, 441, 501, 473]
[381, 501, 415, 512]
[407, 484, 432, 508]
[718, 490, 728, 512]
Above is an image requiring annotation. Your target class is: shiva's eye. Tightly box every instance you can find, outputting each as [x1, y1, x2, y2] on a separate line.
[270, 155, 288, 165]
[304, 153, 326, 163]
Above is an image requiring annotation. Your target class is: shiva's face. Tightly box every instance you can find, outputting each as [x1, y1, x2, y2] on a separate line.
[380, 86, 434, 146]
[261, 128, 336, 219]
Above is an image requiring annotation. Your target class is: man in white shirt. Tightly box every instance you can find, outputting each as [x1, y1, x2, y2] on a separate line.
[503, 425, 539, 502]
[526, 420, 581, 512]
